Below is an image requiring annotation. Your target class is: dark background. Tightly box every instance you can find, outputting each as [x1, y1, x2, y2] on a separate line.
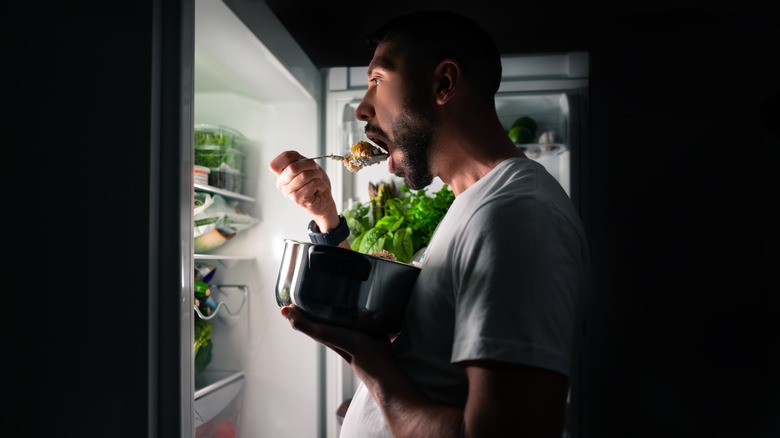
[6, 0, 777, 436]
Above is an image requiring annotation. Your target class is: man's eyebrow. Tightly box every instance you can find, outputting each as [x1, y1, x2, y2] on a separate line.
[368, 54, 397, 75]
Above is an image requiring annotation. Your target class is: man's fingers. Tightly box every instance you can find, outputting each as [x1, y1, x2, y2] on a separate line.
[281, 305, 358, 354]
[268, 150, 304, 174]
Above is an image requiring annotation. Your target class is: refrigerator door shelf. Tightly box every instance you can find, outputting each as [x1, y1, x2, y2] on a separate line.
[194, 371, 245, 427]
[194, 254, 255, 269]
[194, 284, 248, 326]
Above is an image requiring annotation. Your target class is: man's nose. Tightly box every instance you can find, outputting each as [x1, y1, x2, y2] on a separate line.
[354, 93, 374, 121]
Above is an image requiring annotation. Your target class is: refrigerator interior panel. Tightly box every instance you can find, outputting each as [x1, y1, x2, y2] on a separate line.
[194, 0, 324, 437]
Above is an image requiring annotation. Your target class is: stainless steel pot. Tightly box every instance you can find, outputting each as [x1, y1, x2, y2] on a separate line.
[275, 239, 421, 335]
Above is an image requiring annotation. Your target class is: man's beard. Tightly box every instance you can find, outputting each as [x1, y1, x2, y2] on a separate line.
[393, 90, 436, 190]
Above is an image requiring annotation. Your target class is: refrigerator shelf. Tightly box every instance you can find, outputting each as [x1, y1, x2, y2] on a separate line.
[195, 370, 245, 399]
[194, 284, 248, 323]
[517, 142, 569, 160]
[194, 370, 245, 427]
[195, 254, 255, 268]
[195, 183, 255, 203]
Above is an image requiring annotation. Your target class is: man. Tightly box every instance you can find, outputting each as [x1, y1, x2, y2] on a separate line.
[269, 10, 590, 437]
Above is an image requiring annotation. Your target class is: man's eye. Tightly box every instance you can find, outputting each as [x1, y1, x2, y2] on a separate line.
[370, 78, 381, 86]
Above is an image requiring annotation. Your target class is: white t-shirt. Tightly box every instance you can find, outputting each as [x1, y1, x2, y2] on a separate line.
[340, 157, 591, 437]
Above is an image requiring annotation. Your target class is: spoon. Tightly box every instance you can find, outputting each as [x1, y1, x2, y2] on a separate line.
[298, 153, 388, 170]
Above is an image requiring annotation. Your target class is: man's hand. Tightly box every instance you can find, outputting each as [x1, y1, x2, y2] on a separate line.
[279, 304, 394, 369]
[269, 151, 340, 228]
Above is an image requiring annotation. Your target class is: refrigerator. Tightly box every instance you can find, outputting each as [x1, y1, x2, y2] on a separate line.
[186, 2, 588, 437]
[3, 0, 585, 436]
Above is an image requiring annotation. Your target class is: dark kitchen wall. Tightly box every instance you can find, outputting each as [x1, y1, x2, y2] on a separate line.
[6, 0, 188, 437]
[575, 6, 778, 437]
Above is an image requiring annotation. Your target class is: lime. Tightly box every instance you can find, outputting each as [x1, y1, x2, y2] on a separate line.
[508, 126, 533, 144]
[511, 116, 538, 136]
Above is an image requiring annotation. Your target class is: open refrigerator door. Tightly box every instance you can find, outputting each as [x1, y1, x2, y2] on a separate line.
[190, 0, 323, 437]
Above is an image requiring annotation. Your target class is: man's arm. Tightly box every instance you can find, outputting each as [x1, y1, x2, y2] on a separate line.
[361, 358, 568, 437]
[281, 305, 569, 437]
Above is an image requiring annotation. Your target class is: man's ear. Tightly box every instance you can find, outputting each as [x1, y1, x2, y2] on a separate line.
[433, 59, 459, 105]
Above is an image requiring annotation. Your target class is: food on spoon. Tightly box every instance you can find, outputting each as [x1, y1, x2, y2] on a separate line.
[343, 140, 386, 172]
[350, 140, 383, 159]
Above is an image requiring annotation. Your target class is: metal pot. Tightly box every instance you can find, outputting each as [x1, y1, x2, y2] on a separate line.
[275, 239, 421, 335]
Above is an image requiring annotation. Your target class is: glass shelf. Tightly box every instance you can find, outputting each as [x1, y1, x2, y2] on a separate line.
[195, 253, 255, 268]
[195, 183, 255, 203]
[194, 370, 245, 427]
[195, 370, 245, 399]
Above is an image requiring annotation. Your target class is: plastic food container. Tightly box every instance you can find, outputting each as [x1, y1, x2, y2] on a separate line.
[208, 166, 243, 193]
[194, 371, 245, 435]
[194, 124, 246, 182]
[194, 165, 210, 185]
[194, 124, 245, 151]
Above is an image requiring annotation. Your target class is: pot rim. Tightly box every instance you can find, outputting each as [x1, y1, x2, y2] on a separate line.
[283, 238, 420, 269]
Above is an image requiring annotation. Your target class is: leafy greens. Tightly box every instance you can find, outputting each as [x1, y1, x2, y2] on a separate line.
[343, 183, 454, 263]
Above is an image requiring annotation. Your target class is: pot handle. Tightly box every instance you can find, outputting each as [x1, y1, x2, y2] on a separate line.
[309, 245, 372, 281]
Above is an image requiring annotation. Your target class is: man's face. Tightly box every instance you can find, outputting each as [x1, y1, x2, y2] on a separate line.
[357, 41, 436, 190]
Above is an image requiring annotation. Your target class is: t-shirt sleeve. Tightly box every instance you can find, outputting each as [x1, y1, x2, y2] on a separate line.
[450, 194, 581, 377]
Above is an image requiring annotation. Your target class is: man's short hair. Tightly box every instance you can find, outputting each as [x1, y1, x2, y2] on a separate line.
[365, 10, 503, 96]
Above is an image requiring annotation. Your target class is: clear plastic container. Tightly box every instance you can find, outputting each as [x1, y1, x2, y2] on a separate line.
[194, 124, 246, 176]
[208, 165, 243, 193]
[195, 372, 245, 437]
